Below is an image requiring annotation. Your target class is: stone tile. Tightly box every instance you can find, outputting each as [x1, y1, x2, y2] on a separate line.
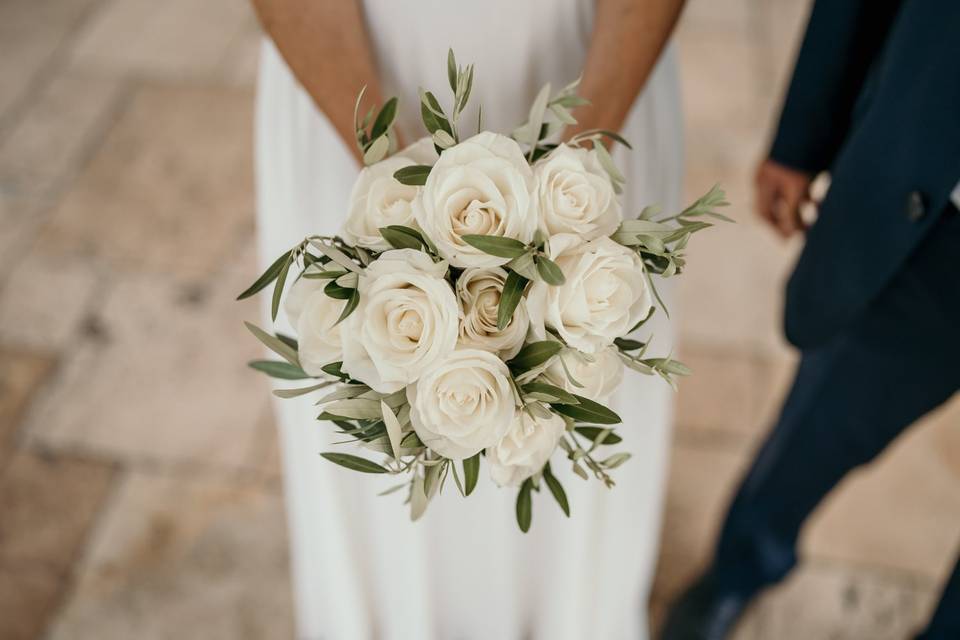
[0, 563, 64, 640]
[932, 394, 960, 482]
[35, 84, 254, 279]
[749, 562, 932, 640]
[650, 592, 762, 640]
[218, 16, 263, 87]
[676, 221, 801, 354]
[0, 248, 102, 351]
[24, 268, 269, 470]
[678, 30, 766, 132]
[675, 347, 797, 441]
[0, 195, 46, 273]
[803, 395, 960, 581]
[47, 471, 294, 640]
[652, 442, 752, 602]
[248, 405, 282, 484]
[684, 122, 769, 227]
[0, 347, 56, 457]
[0, 71, 124, 196]
[755, 0, 813, 94]
[67, 0, 254, 80]
[0, 0, 102, 123]
[751, 350, 798, 434]
[676, 349, 757, 438]
[680, 0, 754, 36]
[0, 451, 115, 570]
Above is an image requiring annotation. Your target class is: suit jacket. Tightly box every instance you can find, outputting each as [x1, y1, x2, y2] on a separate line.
[770, 0, 960, 348]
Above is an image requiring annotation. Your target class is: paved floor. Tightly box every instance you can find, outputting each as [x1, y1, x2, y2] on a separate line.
[1, 1, 958, 638]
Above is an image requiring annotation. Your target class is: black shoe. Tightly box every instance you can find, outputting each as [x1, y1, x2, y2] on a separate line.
[659, 573, 751, 640]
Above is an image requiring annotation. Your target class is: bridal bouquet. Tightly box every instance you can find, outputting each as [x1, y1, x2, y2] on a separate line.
[240, 51, 728, 531]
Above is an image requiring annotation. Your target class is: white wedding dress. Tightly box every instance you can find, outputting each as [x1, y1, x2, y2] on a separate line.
[255, 2, 683, 638]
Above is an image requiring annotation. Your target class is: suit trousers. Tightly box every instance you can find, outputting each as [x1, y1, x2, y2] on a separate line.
[712, 204, 960, 638]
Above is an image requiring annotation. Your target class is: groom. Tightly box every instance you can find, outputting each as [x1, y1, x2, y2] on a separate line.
[661, 1, 960, 639]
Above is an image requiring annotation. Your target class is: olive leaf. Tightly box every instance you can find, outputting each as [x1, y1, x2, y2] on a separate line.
[423, 460, 444, 498]
[463, 452, 480, 496]
[334, 289, 360, 327]
[247, 360, 310, 380]
[601, 452, 632, 469]
[369, 97, 398, 141]
[410, 473, 429, 520]
[542, 463, 570, 517]
[461, 235, 529, 259]
[380, 400, 403, 461]
[645, 358, 692, 376]
[268, 252, 293, 321]
[432, 129, 456, 149]
[323, 279, 354, 300]
[534, 255, 566, 285]
[308, 240, 364, 274]
[506, 251, 538, 280]
[551, 394, 622, 425]
[324, 398, 383, 420]
[446, 48, 458, 92]
[363, 135, 390, 165]
[321, 452, 390, 474]
[521, 382, 579, 405]
[508, 340, 563, 372]
[237, 249, 291, 301]
[379, 226, 423, 250]
[574, 426, 623, 445]
[273, 380, 335, 399]
[516, 478, 534, 532]
[320, 361, 349, 380]
[244, 321, 299, 366]
[393, 164, 432, 186]
[497, 270, 528, 331]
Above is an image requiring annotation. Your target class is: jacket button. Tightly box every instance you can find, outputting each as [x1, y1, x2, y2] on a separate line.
[906, 190, 926, 222]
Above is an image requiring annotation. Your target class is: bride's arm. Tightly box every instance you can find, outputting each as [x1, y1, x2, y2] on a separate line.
[251, 0, 386, 164]
[567, 0, 686, 138]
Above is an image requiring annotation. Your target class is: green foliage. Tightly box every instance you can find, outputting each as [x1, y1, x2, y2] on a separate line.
[508, 341, 563, 372]
[497, 270, 528, 331]
[321, 452, 390, 474]
[551, 394, 621, 425]
[393, 165, 432, 186]
[516, 478, 533, 532]
[543, 463, 570, 517]
[247, 360, 310, 380]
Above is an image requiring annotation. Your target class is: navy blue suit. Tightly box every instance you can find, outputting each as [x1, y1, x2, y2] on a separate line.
[710, 1, 960, 637]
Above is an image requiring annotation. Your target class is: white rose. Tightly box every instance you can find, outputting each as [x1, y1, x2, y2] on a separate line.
[340, 138, 438, 251]
[407, 349, 516, 460]
[284, 271, 345, 376]
[341, 249, 459, 393]
[455, 267, 529, 359]
[544, 347, 624, 403]
[534, 143, 621, 239]
[486, 411, 566, 487]
[415, 132, 538, 268]
[396, 136, 438, 166]
[527, 234, 652, 354]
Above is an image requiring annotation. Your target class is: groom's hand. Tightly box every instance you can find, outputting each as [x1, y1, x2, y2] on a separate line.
[755, 159, 813, 238]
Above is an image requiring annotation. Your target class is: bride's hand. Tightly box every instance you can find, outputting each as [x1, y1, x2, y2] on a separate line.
[251, 0, 389, 166]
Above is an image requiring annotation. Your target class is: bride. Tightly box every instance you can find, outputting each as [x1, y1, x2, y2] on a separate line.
[251, 1, 685, 638]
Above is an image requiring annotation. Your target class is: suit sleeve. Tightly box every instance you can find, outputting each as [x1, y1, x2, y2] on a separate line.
[769, 0, 902, 173]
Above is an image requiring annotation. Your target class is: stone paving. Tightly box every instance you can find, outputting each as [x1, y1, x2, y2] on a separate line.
[0, 1, 957, 638]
